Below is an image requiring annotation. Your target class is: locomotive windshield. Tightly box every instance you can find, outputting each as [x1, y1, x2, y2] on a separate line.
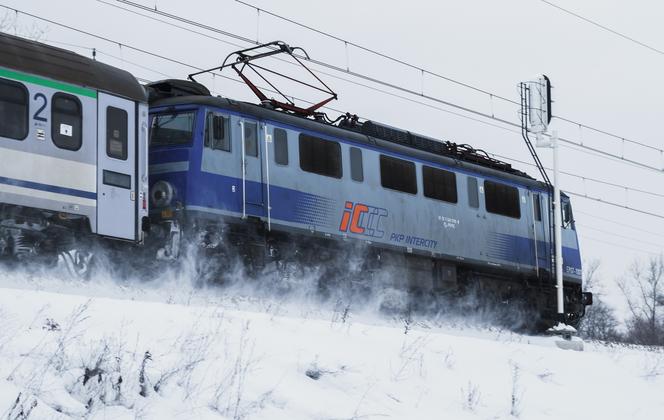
[150, 111, 196, 146]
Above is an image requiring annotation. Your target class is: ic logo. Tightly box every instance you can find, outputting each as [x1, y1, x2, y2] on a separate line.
[339, 201, 388, 238]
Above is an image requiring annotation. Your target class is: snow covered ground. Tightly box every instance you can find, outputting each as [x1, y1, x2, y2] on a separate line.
[0, 266, 662, 420]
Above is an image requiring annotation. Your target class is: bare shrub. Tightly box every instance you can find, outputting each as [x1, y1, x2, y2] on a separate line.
[60, 335, 131, 415]
[138, 351, 151, 398]
[641, 351, 664, 380]
[0, 12, 47, 41]
[578, 260, 620, 341]
[5, 392, 38, 420]
[210, 321, 261, 420]
[153, 310, 225, 399]
[461, 381, 481, 412]
[7, 301, 90, 394]
[330, 298, 352, 326]
[442, 348, 456, 370]
[618, 255, 664, 346]
[510, 362, 523, 417]
[391, 335, 429, 381]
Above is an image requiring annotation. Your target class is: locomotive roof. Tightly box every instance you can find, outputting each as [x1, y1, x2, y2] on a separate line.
[150, 92, 550, 192]
[0, 32, 147, 102]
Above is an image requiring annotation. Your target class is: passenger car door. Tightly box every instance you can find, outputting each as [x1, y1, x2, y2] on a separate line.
[97, 93, 137, 240]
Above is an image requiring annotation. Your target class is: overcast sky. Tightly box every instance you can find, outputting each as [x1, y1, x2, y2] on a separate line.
[4, 0, 663, 315]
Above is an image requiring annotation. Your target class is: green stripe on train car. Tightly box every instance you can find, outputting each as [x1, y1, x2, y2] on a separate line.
[0, 67, 97, 98]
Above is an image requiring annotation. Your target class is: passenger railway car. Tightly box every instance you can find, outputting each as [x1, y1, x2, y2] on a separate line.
[0, 33, 149, 268]
[146, 79, 589, 326]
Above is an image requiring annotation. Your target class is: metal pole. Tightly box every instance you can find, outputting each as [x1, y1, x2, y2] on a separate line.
[552, 130, 564, 317]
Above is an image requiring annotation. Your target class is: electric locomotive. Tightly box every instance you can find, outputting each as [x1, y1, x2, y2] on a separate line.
[0, 33, 149, 273]
[144, 44, 591, 327]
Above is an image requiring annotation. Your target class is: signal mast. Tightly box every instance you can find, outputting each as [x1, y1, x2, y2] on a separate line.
[519, 76, 565, 324]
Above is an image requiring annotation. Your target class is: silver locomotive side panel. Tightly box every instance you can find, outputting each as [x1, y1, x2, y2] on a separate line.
[181, 105, 581, 282]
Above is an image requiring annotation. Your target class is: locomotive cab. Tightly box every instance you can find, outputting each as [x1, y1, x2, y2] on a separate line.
[559, 194, 591, 324]
[148, 108, 197, 215]
[146, 80, 213, 227]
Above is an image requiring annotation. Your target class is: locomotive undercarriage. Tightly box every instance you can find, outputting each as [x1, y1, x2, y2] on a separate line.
[150, 214, 586, 331]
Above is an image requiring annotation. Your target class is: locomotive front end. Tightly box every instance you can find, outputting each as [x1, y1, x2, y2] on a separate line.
[147, 107, 199, 258]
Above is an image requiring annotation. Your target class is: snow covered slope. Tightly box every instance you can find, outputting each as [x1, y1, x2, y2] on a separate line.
[0, 270, 662, 419]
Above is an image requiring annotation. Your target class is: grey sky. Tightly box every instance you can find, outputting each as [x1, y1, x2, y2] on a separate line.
[5, 0, 663, 315]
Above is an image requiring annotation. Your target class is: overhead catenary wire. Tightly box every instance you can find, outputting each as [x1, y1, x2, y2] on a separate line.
[97, 30, 660, 212]
[565, 191, 664, 220]
[489, 151, 664, 200]
[1, 4, 340, 114]
[103, 0, 664, 176]
[88, 21, 660, 206]
[539, 0, 664, 58]
[575, 224, 664, 250]
[232, 0, 519, 106]
[5, 5, 662, 225]
[575, 210, 664, 238]
[234, 0, 664, 155]
[43, 21, 662, 211]
[555, 115, 664, 154]
[579, 234, 662, 257]
[96, 1, 479, 123]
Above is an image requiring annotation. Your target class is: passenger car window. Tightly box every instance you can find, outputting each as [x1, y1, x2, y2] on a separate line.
[106, 106, 128, 160]
[484, 180, 521, 219]
[274, 128, 288, 165]
[380, 155, 417, 194]
[423, 165, 457, 203]
[350, 147, 363, 182]
[299, 133, 342, 178]
[467, 177, 479, 208]
[244, 122, 258, 157]
[205, 112, 230, 152]
[0, 78, 28, 140]
[52, 93, 82, 150]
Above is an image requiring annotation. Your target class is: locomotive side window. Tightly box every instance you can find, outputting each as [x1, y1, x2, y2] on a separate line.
[0, 78, 28, 140]
[467, 177, 479, 208]
[244, 122, 258, 157]
[484, 180, 521, 219]
[274, 128, 288, 165]
[380, 155, 417, 194]
[299, 134, 342, 178]
[150, 111, 195, 146]
[350, 147, 363, 182]
[106, 106, 128, 160]
[533, 193, 542, 222]
[562, 199, 573, 228]
[51, 93, 82, 151]
[205, 112, 230, 152]
[423, 165, 457, 203]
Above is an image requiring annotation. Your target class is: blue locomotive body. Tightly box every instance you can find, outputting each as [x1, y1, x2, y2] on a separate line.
[146, 81, 587, 325]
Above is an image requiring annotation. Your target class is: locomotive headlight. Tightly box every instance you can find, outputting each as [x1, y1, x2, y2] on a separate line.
[150, 180, 174, 208]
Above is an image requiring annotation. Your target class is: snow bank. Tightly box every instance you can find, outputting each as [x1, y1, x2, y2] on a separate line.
[0, 271, 663, 419]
